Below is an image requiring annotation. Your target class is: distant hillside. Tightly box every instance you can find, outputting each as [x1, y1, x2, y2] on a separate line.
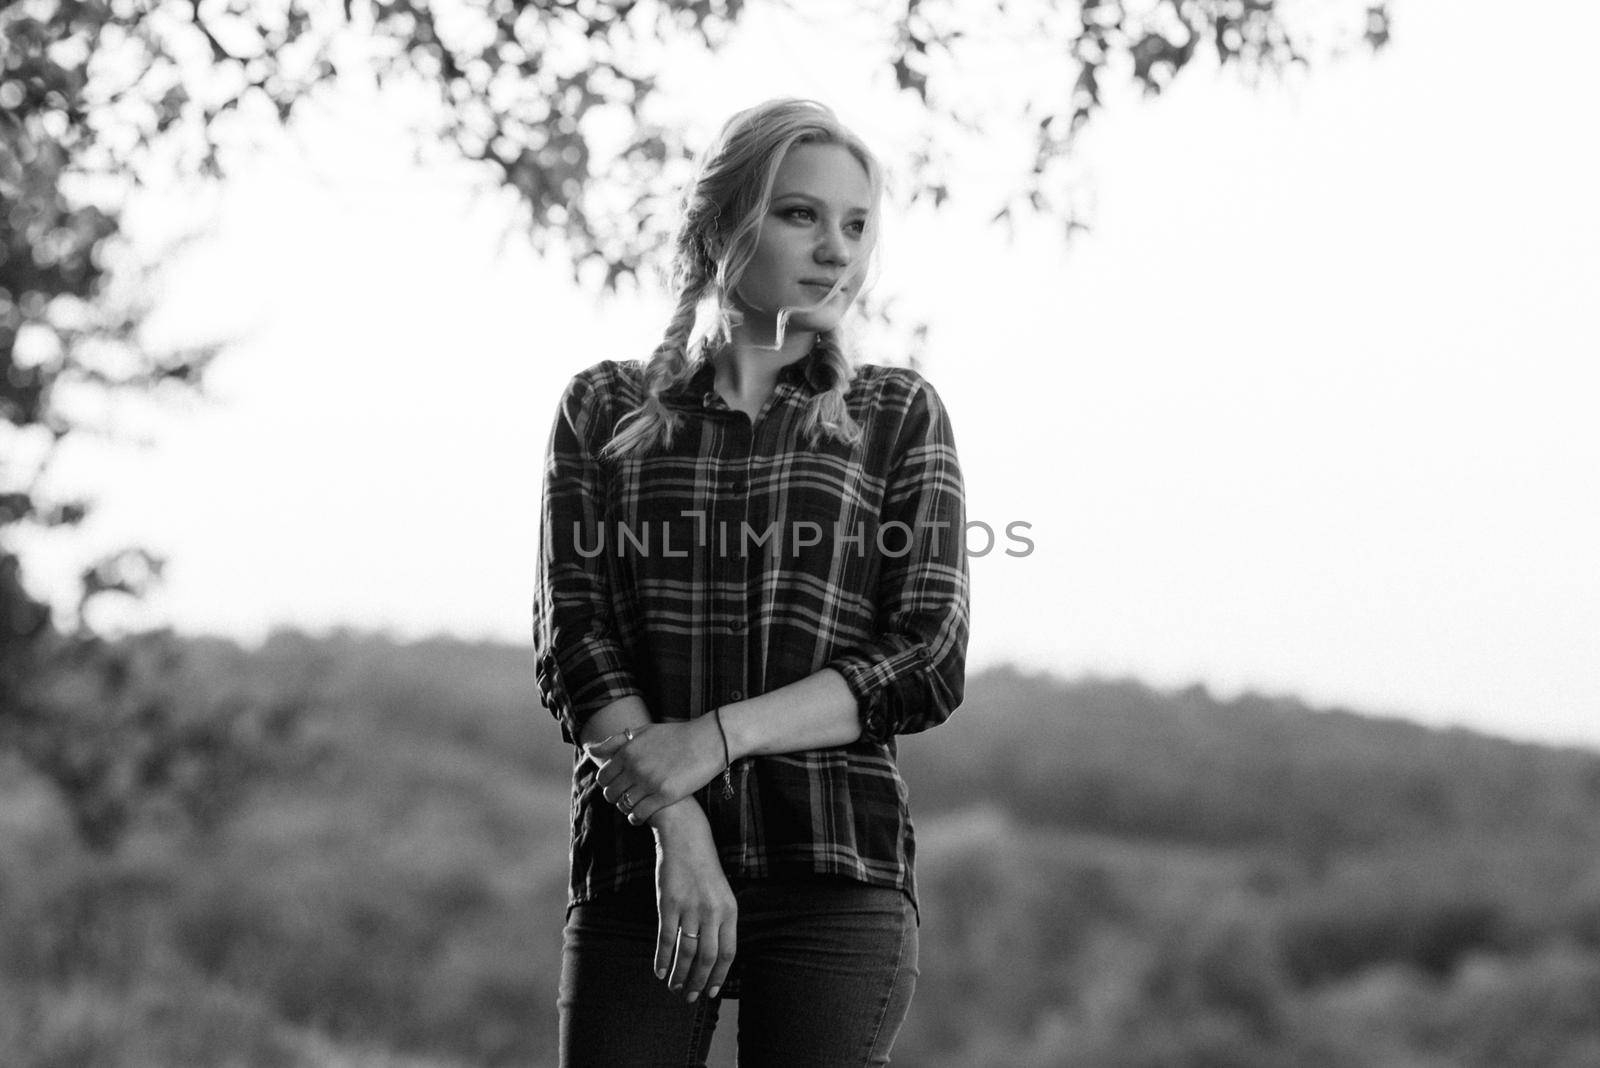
[216, 628, 1600, 854]
[180, 626, 1600, 862]
[897, 662, 1600, 856]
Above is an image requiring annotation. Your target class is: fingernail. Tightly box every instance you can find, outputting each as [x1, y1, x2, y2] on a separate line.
[655, 968, 665, 980]
[709, 986, 720, 999]
[687, 991, 699, 1003]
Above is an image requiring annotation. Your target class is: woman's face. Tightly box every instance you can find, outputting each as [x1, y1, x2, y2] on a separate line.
[733, 141, 873, 340]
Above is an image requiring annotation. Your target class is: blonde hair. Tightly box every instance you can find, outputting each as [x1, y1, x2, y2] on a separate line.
[599, 98, 884, 461]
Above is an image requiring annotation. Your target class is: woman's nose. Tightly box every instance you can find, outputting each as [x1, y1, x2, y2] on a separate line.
[816, 226, 852, 265]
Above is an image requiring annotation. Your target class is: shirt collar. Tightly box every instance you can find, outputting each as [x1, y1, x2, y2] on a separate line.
[660, 347, 826, 410]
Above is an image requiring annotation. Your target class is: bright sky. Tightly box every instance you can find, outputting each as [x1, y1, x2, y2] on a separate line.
[21, 0, 1599, 749]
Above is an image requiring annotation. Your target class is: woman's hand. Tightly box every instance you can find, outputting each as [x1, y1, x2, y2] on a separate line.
[588, 717, 726, 826]
[647, 800, 737, 1002]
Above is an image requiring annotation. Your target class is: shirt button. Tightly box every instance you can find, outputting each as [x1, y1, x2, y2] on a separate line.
[729, 479, 747, 495]
[729, 619, 745, 633]
[729, 690, 743, 701]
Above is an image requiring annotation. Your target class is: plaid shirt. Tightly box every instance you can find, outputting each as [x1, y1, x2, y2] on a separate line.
[531, 350, 970, 919]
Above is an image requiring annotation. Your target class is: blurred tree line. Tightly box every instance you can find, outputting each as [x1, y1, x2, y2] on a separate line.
[4, 631, 1597, 1065]
[2, 0, 1389, 853]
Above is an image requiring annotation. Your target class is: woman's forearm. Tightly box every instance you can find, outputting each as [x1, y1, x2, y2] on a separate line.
[719, 667, 862, 761]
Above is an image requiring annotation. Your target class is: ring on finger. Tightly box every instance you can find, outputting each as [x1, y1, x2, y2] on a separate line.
[679, 930, 700, 940]
[620, 789, 635, 811]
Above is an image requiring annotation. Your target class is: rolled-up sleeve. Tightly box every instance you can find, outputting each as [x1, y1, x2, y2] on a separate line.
[532, 372, 645, 745]
[825, 374, 970, 745]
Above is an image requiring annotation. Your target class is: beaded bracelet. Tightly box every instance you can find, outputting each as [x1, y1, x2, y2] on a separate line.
[712, 706, 734, 800]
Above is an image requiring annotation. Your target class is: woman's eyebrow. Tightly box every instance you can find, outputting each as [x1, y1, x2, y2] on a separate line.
[772, 191, 870, 215]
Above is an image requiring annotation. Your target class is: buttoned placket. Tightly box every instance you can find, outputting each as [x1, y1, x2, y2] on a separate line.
[691, 364, 817, 870]
[698, 386, 758, 864]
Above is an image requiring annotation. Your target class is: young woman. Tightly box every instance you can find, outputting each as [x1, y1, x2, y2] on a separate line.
[532, 97, 970, 1067]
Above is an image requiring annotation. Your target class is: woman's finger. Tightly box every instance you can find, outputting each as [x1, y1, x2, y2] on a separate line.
[595, 758, 626, 790]
[622, 791, 651, 824]
[706, 912, 738, 999]
[682, 916, 724, 1000]
[629, 791, 666, 826]
[592, 729, 640, 754]
[654, 906, 682, 980]
[584, 734, 627, 762]
[667, 919, 706, 997]
[587, 726, 649, 765]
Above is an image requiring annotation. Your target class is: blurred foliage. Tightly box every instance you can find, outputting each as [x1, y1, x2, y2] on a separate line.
[3, 629, 1599, 1066]
[1, 624, 315, 850]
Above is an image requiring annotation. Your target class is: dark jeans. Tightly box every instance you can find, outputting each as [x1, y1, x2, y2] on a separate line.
[557, 874, 919, 1067]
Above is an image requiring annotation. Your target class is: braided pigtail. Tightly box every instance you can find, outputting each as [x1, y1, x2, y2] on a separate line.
[796, 329, 863, 449]
[599, 234, 715, 462]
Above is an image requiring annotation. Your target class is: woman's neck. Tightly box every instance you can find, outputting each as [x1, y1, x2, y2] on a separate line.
[712, 327, 817, 411]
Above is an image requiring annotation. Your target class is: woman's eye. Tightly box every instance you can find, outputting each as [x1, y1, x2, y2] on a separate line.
[847, 220, 867, 237]
[782, 207, 815, 222]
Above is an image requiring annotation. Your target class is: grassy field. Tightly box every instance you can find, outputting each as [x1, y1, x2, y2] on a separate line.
[4, 629, 1599, 1066]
